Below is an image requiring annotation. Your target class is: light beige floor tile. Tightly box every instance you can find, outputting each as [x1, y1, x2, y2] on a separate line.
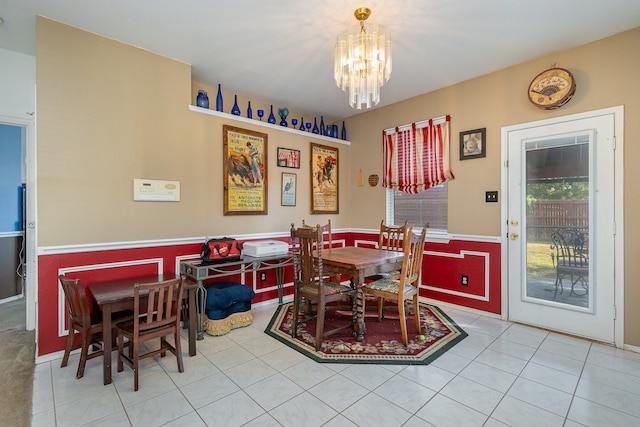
[458, 361, 516, 393]
[399, 364, 455, 391]
[507, 377, 572, 417]
[414, 393, 487, 427]
[342, 392, 412, 427]
[492, 395, 565, 427]
[243, 372, 304, 411]
[179, 371, 240, 409]
[309, 374, 369, 412]
[567, 396, 640, 427]
[125, 388, 193, 427]
[197, 390, 266, 426]
[440, 376, 503, 415]
[269, 391, 337, 427]
[374, 374, 436, 413]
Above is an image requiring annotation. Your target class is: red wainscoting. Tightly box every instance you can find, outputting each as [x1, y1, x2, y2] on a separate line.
[37, 239, 293, 357]
[37, 232, 500, 358]
[350, 232, 501, 314]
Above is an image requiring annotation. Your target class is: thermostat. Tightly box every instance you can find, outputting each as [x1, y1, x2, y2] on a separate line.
[133, 179, 180, 202]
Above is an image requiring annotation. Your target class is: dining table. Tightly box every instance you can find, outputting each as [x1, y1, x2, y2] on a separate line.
[87, 273, 197, 385]
[318, 246, 404, 341]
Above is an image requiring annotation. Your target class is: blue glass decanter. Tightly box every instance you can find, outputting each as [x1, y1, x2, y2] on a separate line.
[312, 117, 319, 134]
[247, 101, 253, 119]
[196, 90, 209, 109]
[231, 95, 241, 116]
[268, 105, 276, 124]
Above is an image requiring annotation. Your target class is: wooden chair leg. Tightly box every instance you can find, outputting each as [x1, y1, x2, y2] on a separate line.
[377, 297, 384, 321]
[175, 333, 184, 373]
[398, 298, 408, 346]
[291, 294, 300, 338]
[413, 295, 421, 333]
[133, 340, 139, 392]
[117, 334, 124, 372]
[61, 326, 74, 368]
[315, 304, 325, 351]
[76, 329, 93, 379]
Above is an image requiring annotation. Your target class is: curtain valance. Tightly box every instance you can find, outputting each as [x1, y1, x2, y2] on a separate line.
[382, 115, 454, 194]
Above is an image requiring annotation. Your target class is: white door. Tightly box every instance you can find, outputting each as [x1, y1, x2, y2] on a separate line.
[504, 108, 622, 344]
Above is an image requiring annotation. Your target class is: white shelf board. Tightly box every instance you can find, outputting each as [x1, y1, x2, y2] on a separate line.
[188, 105, 350, 146]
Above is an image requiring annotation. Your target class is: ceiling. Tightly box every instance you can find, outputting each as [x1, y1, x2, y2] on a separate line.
[2, 0, 640, 120]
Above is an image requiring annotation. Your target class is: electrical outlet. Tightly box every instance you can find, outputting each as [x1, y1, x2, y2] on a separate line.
[260, 272, 266, 282]
[461, 275, 469, 286]
[485, 191, 498, 202]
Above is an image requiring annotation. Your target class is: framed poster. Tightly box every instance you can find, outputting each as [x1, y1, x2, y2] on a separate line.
[223, 125, 268, 215]
[281, 172, 296, 206]
[460, 128, 486, 160]
[277, 147, 300, 168]
[310, 142, 338, 214]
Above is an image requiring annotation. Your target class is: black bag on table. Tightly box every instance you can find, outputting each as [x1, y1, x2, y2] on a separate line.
[200, 238, 241, 265]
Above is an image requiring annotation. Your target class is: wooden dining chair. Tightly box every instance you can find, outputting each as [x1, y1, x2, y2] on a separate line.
[290, 223, 356, 350]
[367, 220, 408, 281]
[116, 276, 185, 391]
[301, 219, 341, 283]
[59, 275, 105, 379]
[362, 225, 427, 346]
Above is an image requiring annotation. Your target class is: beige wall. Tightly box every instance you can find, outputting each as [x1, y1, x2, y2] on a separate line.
[36, 17, 348, 247]
[345, 28, 640, 345]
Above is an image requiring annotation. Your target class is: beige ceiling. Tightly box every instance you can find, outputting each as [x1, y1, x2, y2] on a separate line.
[1, 0, 640, 120]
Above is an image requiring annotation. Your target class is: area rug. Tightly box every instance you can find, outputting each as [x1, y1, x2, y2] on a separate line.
[265, 301, 467, 365]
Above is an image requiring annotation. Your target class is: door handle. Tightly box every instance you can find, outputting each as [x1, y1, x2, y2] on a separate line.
[510, 233, 519, 240]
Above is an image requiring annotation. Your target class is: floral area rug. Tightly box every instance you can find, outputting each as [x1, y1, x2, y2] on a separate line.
[264, 301, 467, 365]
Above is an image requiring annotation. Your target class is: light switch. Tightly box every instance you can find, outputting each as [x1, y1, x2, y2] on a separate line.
[485, 191, 498, 203]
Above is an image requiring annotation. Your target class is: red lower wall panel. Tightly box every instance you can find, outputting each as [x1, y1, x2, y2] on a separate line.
[37, 233, 501, 357]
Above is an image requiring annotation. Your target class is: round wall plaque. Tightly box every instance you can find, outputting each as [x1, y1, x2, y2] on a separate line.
[527, 67, 576, 110]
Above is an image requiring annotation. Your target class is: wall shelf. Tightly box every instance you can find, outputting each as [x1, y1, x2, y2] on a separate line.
[188, 105, 350, 146]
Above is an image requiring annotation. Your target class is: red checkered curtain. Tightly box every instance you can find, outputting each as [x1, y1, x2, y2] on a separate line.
[383, 115, 454, 194]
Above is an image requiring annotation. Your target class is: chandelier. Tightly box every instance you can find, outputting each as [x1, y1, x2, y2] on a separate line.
[334, 7, 392, 109]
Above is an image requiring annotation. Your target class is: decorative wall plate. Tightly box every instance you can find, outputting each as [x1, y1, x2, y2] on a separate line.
[368, 174, 379, 187]
[527, 67, 576, 110]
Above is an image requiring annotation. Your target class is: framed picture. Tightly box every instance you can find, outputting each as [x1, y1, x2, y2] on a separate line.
[460, 128, 486, 160]
[281, 172, 297, 206]
[277, 147, 300, 169]
[223, 125, 268, 215]
[310, 142, 339, 214]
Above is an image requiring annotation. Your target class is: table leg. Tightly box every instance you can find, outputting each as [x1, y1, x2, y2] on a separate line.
[188, 286, 197, 356]
[101, 304, 113, 385]
[354, 282, 365, 342]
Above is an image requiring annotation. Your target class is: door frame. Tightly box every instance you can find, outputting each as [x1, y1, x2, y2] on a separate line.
[500, 106, 624, 348]
[0, 114, 37, 331]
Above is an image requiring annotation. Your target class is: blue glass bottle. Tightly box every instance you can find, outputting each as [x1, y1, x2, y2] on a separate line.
[312, 117, 319, 134]
[341, 121, 347, 140]
[196, 90, 209, 108]
[215, 84, 223, 112]
[320, 116, 325, 135]
[299, 117, 305, 131]
[268, 105, 276, 124]
[231, 95, 241, 116]
[247, 101, 253, 119]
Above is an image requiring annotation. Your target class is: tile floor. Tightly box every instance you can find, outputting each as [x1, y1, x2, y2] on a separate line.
[31, 302, 640, 427]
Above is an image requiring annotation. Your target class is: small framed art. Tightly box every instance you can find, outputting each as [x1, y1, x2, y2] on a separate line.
[460, 128, 486, 160]
[277, 147, 300, 168]
[281, 172, 296, 206]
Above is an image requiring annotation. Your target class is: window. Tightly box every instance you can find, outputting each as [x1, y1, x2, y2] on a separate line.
[386, 183, 448, 232]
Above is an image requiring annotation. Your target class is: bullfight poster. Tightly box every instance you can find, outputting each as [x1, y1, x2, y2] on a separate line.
[223, 125, 268, 215]
[310, 142, 339, 214]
